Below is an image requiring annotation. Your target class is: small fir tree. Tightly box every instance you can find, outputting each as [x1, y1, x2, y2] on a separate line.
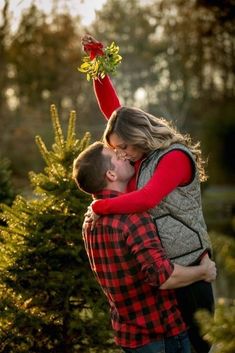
[196, 232, 235, 353]
[0, 157, 16, 206]
[0, 105, 117, 353]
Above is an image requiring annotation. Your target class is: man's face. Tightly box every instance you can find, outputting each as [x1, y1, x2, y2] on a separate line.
[102, 147, 135, 183]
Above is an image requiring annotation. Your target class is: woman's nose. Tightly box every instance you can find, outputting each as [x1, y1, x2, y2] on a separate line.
[116, 150, 127, 160]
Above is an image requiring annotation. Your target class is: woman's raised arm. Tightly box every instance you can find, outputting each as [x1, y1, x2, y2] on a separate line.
[81, 34, 122, 119]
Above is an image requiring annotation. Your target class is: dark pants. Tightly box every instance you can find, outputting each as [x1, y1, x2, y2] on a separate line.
[175, 281, 214, 353]
[121, 331, 191, 353]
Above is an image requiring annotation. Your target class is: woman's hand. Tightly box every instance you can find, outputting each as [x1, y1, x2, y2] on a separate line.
[84, 201, 100, 230]
[81, 34, 100, 48]
[81, 35, 103, 59]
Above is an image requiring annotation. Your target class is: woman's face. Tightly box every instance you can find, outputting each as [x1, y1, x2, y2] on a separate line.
[109, 133, 144, 162]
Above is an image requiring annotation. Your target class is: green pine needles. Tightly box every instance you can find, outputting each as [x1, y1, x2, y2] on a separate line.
[0, 157, 16, 206]
[78, 42, 122, 81]
[0, 105, 116, 353]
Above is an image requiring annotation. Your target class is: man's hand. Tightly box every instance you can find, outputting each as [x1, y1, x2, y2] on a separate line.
[200, 254, 217, 282]
[160, 253, 217, 289]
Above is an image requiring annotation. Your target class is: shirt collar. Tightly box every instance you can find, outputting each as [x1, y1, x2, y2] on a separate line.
[93, 189, 123, 200]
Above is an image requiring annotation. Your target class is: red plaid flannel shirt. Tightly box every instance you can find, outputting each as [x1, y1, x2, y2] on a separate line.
[83, 190, 186, 348]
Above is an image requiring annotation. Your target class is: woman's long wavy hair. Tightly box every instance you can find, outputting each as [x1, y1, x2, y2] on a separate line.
[103, 106, 208, 182]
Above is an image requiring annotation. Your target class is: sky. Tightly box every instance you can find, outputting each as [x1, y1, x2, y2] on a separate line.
[5, 0, 107, 29]
[0, 0, 108, 110]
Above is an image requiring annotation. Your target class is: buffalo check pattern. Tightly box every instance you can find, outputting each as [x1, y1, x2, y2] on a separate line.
[82, 190, 186, 349]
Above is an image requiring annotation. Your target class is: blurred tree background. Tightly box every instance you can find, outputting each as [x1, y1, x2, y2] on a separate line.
[1, 0, 234, 187]
[0, 0, 234, 351]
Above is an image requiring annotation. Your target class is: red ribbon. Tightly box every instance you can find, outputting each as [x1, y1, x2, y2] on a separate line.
[84, 42, 104, 60]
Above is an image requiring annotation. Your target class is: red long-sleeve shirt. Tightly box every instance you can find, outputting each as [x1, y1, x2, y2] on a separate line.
[91, 73, 193, 215]
[93, 76, 121, 119]
[93, 150, 192, 215]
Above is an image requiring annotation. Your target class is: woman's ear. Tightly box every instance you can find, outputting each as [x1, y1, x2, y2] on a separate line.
[106, 169, 117, 182]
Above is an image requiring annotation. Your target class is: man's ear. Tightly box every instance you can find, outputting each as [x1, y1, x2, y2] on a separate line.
[106, 169, 117, 182]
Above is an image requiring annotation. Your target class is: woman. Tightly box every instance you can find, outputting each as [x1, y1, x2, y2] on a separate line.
[80, 35, 215, 353]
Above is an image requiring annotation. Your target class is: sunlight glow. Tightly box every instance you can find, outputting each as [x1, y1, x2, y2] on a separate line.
[6, 0, 107, 31]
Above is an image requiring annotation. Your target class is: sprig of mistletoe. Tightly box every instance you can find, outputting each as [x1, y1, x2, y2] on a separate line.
[78, 42, 122, 81]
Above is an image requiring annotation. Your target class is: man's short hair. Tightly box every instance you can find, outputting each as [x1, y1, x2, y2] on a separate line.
[73, 141, 113, 194]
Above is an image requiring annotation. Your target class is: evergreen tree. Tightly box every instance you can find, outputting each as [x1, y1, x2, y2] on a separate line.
[196, 232, 235, 353]
[0, 105, 117, 353]
[0, 157, 16, 206]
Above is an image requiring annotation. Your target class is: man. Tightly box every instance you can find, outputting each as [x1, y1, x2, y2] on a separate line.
[73, 141, 216, 353]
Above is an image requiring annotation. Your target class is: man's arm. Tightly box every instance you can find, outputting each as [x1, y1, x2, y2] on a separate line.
[126, 214, 217, 289]
[160, 254, 217, 289]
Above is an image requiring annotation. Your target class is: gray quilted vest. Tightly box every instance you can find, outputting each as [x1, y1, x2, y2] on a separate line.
[137, 143, 212, 266]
